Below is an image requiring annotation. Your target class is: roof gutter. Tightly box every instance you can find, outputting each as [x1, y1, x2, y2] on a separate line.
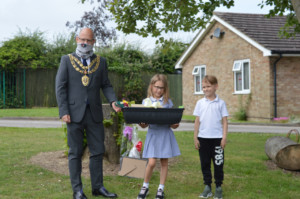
[271, 50, 300, 54]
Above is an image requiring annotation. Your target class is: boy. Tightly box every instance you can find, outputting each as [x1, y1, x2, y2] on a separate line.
[193, 75, 228, 199]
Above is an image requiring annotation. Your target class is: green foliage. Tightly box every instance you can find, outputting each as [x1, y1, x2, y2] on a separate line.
[103, 0, 300, 40]
[112, 111, 125, 147]
[108, 0, 235, 39]
[0, 81, 24, 108]
[260, 0, 300, 38]
[45, 33, 77, 68]
[0, 29, 48, 70]
[233, 94, 252, 121]
[96, 44, 152, 102]
[151, 39, 188, 74]
[0, 30, 76, 71]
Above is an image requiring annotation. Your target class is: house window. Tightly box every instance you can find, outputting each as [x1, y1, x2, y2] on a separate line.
[233, 59, 250, 94]
[192, 65, 206, 94]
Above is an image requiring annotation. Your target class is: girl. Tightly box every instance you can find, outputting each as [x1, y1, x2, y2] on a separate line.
[137, 74, 181, 199]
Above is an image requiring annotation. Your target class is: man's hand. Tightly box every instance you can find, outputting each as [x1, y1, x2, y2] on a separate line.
[62, 115, 71, 123]
[112, 101, 122, 112]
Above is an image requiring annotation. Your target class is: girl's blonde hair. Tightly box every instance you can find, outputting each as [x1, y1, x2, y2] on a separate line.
[147, 74, 170, 104]
[203, 75, 218, 85]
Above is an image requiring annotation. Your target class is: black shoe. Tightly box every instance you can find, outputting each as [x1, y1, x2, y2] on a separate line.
[155, 189, 164, 199]
[137, 186, 149, 199]
[92, 186, 117, 198]
[73, 191, 87, 199]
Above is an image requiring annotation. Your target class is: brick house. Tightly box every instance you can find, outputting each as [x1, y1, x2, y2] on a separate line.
[175, 12, 300, 121]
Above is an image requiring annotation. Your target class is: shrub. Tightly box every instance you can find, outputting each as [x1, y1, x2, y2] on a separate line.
[233, 94, 252, 121]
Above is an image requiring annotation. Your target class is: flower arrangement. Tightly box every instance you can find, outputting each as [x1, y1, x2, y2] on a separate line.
[120, 124, 143, 158]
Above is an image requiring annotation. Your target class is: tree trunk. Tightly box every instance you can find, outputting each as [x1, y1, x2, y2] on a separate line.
[82, 104, 120, 164]
[292, 0, 300, 23]
[102, 104, 120, 164]
[265, 129, 300, 170]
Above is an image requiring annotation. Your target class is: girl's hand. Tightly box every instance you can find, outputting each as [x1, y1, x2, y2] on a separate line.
[194, 138, 200, 150]
[170, 123, 179, 129]
[139, 123, 148, 128]
[221, 137, 227, 149]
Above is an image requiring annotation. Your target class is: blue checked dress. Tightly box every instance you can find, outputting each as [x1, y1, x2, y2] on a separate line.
[142, 96, 181, 158]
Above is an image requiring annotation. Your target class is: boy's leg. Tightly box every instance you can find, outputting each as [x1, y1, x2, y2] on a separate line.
[213, 139, 224, 187]
[198, 138, 212, 185]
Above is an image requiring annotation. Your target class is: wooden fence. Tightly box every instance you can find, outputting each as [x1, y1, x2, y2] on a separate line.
[24, 68, 182, 108]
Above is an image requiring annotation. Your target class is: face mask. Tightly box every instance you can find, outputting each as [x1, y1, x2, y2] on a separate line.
[76, 43, 94, 59]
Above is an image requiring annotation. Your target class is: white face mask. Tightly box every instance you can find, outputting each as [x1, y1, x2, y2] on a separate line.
[76, 43, 94, 59]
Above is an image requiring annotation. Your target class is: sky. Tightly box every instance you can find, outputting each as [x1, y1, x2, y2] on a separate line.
[0, 0, 273, 52]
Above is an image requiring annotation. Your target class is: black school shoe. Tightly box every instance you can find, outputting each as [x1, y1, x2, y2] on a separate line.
[73, 191, 87, 199]
[155, 189, 164, 199]
[92, 186, 117, 198]
[137, 186, 149, 199]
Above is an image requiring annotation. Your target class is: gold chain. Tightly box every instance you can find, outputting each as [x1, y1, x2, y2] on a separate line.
[68, 54, 100, 74]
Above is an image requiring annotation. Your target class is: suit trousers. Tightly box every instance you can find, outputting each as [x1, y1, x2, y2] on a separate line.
[198, 137, 224, 187]
[67, 105, 105, 192]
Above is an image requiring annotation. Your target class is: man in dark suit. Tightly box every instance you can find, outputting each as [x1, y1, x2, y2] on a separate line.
[56, 28, 121, 199]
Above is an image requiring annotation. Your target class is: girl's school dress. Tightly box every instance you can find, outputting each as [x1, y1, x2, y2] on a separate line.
[142, 96, 181, 159]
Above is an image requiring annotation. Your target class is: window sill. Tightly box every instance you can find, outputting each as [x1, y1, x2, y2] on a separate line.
[233, 91, 251, 95]
[194, 92, 204, 95]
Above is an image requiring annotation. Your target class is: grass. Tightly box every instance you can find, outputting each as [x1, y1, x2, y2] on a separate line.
[0, 127, 299, 199]
[182, 114, 196, 121]
[0, 107, 59, 118]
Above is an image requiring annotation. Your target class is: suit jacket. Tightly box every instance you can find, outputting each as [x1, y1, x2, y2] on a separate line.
[55, 53, 117, 123]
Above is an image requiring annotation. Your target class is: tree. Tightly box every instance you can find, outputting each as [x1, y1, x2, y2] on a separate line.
[96, 44, 151, 102]
[66, 0, 116, 46]
[79, 0, 300, 40]
[151, 39, 188, 74]
[260, 0, 300, 37]
[292, 0, 300, 22]
[0, 30, 47, 71]
[0, 30, 78, 70]
[45, 33, 77, 68]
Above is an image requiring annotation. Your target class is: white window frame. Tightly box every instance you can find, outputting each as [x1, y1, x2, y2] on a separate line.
[192, 65, 206, 94]
[233, 59, 251, 94]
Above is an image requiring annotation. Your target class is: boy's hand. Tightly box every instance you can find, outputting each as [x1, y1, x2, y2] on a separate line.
[139, 123, 148, 128]
[194, 138, 200, 150]
[170, 123, 179, 129]
[221, 137, 227, 149]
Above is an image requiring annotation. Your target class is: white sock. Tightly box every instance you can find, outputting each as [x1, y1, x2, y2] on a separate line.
[143, 182, 149, 188]
[158, 184, 164, 191]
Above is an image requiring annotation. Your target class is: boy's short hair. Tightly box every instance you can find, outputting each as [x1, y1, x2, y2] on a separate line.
[203, 75, 218, 85]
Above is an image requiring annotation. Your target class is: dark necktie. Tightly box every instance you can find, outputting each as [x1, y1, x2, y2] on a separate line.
[83, 58, 89, 77]
[83, 59, 90, 105]
[82, 58, 87, 66]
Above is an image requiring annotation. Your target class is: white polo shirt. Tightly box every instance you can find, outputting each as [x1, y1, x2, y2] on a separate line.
[193, 95, 229, 138]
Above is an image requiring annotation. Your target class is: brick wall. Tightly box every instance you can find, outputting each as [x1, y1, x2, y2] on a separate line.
[182, 22, 278, 120]
[273, 57, 300, 117]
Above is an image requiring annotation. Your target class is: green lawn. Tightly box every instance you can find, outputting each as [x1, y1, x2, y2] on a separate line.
[0, 127, 299, 199]
[0, 107, 59, 118]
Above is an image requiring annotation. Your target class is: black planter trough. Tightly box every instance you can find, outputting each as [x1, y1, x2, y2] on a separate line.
[122, 107, 184, 124]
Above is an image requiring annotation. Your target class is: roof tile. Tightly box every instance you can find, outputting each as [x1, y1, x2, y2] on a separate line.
[214, 12, 300, 53]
